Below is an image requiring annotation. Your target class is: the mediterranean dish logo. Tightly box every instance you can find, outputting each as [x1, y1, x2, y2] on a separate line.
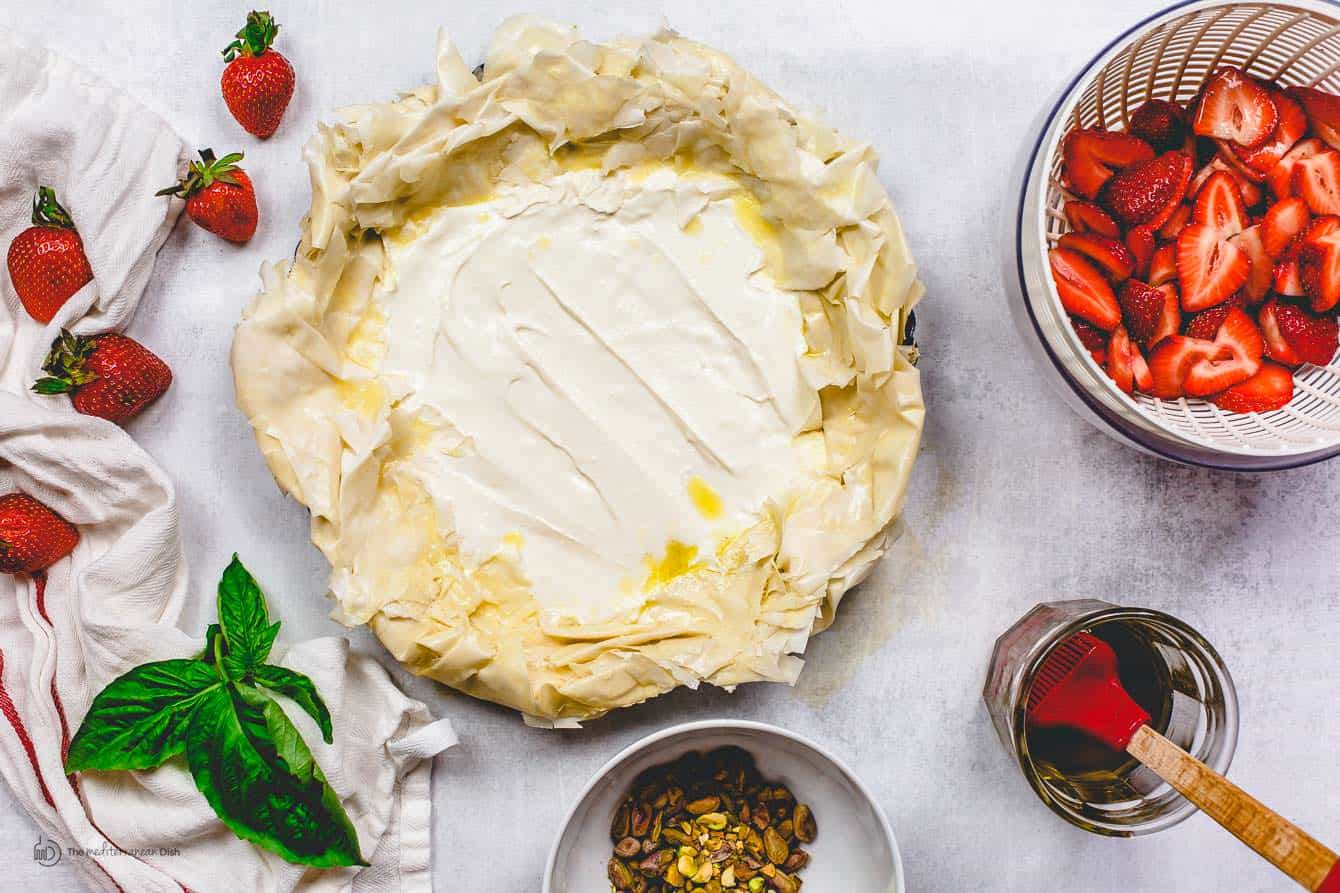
[33, 834, 180, 865]
[32, 834, 60, 867]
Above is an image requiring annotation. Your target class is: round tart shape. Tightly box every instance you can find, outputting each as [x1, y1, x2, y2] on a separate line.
[232, 17, 924, 724]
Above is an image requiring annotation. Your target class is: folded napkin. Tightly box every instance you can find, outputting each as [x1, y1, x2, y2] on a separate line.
[0, 31, 455, 893]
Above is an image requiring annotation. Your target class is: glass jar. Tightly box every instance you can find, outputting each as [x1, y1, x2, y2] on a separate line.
[984, 600, 1239, 836]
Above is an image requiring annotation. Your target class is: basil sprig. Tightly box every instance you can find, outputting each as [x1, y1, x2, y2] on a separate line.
[66, 555, 365, 868]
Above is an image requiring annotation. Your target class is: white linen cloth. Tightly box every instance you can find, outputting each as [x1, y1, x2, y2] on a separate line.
[0, 31, 456, 893]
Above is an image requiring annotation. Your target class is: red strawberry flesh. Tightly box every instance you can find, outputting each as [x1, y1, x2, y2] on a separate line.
[1177, 223, 1251, 310]
[1262, 196, 1310, 259]
[1267, 138, 1323, 199]
[1292, 149, 1340, 216]
[1234, 225, 1273, 304]
[1233, 90, 1307, 174]
[1049, 247, 1121, 331]
[1182, 307, 1263, 395]
[1057, 232, 1136, 282]
[1064, 129, 1156, 200]
[1192, 67, 1279, 148]
[1065, 201, 1121, 238]
[1298, 215, 1340, 312]
[1259, 300, 1303, 366]
[1193, 170, 1249, 238]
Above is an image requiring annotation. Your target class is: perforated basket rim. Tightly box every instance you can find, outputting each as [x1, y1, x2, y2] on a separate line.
[1034, 0, 1340, 461]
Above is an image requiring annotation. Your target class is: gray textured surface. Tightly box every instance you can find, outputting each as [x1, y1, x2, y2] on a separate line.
[1, 1, 1337, 890]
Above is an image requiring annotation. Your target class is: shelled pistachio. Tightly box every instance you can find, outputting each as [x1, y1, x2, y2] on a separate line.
[603, 747, 818, 893]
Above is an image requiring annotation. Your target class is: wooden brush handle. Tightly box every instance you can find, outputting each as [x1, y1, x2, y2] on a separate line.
[1127, 724, 1340, 891]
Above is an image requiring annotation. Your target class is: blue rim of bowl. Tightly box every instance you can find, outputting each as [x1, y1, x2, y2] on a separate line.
[1012, 0, 1340, 472]
[540, 718, 905, 893]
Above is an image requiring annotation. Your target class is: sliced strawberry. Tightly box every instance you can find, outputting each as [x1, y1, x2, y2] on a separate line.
[1130, 100, 1189, 152]
[1108, 324, 1154, 394]
[1107, 325, 1138, 394]
[1192, 67, 1279, 148]
[1049, 247, 1121, 330]
[1153, 284, 1181, 345]
[1266, 299, 1338, 366]
[1071, 316, 1111, 355]
[1261, 196, 1311, 258]
[1286, 86, 1340, 151]
[1183, 307, 1264, 395]
[1148, 336, 1214, 398]
[1057, 232, 1136, 282]
[1135, 283, 1180, 345]
[1100, 151, 1193, 228]
[1193, 170, 1249, 237]
[1183, 292, 1245, 340]
[1233, 89, 1307, 174]
[1267, 138, 1324, 199]
[1064, 200, 1121, 238]
[1149, 242, 1180, 287]
[1259, 299, 1303, 365]
[1292, 148, 1340, 216]
[1157, 203, 1193, 241]
[1210, 361, 1294, 413]
[1298, 215, 1340, 312]
[1234, 225, 1274, 303]
[1216, 139, 1269, 184]
[1125, 226, 1156, 279]
[1274, 241, 1306, 297]
[1192, 156, 1265, 206]
[1177, 223, 1252, 310]
[1064, 129, 1156, 200]
[1134, 349, 1154, 392]
[1119, 279, 1180, 347]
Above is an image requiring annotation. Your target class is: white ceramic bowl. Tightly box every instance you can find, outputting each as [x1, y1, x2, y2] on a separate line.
[543, 720, 903, 893]
[1007, 0, 1340, 470]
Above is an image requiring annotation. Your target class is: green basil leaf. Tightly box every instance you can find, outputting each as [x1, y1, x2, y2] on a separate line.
[217, 555, 281, 675]
[201, 623, 225, 665]
[66, 660, 222, 773]
[253, 665, 333, 744]
[255, 691, 316, 783]
[185, 685, 366, 868]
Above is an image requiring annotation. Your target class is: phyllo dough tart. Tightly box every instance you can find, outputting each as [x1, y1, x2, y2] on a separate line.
[232, 17, 924, 724]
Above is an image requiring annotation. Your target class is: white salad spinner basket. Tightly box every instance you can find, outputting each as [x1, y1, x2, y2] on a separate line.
[1009, 0, 1340, 470]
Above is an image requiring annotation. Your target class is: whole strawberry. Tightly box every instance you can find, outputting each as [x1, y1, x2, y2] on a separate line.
[6, 187, 94, 324]
[33, 329, 172, 425]
[0, 493, 78, 575]
[221, 10, 294, 139]
[156, 149, 258, 243]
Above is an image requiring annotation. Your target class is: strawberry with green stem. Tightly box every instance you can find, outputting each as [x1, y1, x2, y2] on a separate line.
[221, 10, 295, 139]
[157, 149, 258, 244]
[7, 187, 94, 324]
[33, 329, 172, 425]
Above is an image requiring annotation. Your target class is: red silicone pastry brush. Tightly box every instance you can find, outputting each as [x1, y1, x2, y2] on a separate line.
[1028, 632, 1340, 892]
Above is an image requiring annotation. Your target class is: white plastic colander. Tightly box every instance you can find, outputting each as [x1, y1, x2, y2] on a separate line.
[1010, 0, 1340, 470]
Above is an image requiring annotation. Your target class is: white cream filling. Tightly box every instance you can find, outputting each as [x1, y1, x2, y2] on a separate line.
[380, 170, 817, 623]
